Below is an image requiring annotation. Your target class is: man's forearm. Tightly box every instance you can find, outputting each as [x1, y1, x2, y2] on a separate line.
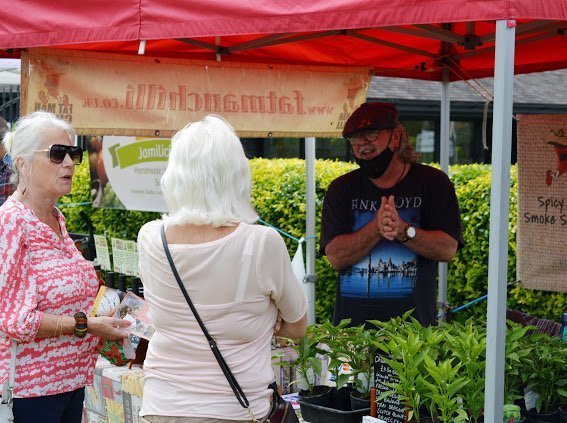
[325, 221, 382, 270]
[398, 228, 458, 262]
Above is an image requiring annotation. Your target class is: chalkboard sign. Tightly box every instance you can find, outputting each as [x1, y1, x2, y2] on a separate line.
[373, 354, 406, 423]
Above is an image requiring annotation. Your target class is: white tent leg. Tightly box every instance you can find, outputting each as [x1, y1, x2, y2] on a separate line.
[305, 137, 317, 324]
[438, 69, 450, 322]
[484, 19, 515, 423]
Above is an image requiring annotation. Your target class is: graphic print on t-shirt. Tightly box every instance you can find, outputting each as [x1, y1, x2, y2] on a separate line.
[339, 207, 419, 299]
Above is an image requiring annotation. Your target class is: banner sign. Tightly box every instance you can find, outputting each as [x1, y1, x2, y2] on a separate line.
[88, 135, 169, 212]
[21, 48, 371, 137]
[517, 114, 567, 293]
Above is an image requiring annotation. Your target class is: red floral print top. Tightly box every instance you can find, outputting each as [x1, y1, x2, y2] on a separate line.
[0, 197, 99, 397]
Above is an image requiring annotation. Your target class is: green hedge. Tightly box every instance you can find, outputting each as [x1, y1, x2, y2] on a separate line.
[61, 157, 566, 323]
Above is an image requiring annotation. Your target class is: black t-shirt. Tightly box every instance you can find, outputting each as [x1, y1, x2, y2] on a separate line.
[320, 163, 463, 326]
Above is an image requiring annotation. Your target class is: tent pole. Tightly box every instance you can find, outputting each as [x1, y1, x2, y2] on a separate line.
[438, 69, 450, 322]
[305, 136, 317, 324]
[483, 19, 515, 423]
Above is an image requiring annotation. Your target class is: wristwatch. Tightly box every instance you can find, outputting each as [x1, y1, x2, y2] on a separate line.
[399, 224, 416, 243]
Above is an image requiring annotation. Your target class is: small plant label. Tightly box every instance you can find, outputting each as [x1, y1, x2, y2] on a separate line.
[374, 354, 406, 423]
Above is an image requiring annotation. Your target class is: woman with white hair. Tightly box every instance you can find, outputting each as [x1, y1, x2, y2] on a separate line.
[138, 115, 307, 423]
[0, 111, 130, 423]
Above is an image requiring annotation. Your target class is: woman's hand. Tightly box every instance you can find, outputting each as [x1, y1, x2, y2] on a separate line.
[88, 316, 131, 341]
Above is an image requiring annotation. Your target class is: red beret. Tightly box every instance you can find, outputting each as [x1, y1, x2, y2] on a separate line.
[342, 102, 399, 138]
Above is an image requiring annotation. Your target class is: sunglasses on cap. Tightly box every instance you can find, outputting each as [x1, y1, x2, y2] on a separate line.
[34, 144, 83, 165]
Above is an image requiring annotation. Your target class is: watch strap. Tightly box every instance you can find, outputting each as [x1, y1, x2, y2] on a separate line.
[399, 224, 412, 243]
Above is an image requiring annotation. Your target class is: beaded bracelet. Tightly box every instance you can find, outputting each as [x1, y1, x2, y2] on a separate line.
[74, 311, 88, 338]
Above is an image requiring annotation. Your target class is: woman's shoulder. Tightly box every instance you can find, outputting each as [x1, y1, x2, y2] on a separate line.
[0, 197, 27, 225]
[138, 219, 164, 242]
[243, 222, 278, 238]
[243, 222, 287, 251]
[0, 199, 31, 244]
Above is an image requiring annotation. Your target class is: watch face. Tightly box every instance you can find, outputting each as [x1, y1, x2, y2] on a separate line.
[406, 226, 416, 239]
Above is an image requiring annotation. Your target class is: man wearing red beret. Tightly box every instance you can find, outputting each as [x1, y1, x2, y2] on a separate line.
[320, 102, 463, 326]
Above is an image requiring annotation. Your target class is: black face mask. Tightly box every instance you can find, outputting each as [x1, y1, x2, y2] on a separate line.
[355, 133, 395, 179]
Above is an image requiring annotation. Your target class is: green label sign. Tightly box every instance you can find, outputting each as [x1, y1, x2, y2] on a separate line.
[108, 139, 171, 169]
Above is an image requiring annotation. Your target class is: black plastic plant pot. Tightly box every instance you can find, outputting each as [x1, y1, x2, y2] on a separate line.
[526, 408, 560, 423]
[559, 406, 567, 423]
[331, 386, 354, 411]
[298, 385, 333, 408]
[349, 390, 370, 411]
[298, 400, 370, 423]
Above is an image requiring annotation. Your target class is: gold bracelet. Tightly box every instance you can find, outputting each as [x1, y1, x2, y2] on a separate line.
[54, 316, 62, 337]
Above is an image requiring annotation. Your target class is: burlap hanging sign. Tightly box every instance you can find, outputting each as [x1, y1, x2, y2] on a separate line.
[517, 114, 567, 293]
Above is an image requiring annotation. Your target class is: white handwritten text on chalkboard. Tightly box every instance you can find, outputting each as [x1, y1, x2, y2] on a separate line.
[373, 354, 406, 423]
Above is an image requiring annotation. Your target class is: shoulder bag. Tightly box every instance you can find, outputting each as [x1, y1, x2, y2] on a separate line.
[0, 341, 16, 423]
[160, 225, 299, 423]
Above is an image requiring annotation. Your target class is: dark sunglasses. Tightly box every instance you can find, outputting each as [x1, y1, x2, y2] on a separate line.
[35, 144, 83, 165]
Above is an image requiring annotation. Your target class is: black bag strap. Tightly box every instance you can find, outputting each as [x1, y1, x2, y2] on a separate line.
[160, 224, 251, 410]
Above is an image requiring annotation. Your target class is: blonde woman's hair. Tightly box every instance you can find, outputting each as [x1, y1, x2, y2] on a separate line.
[161, 115, 258, 226]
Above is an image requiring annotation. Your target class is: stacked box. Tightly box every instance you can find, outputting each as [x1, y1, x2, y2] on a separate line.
[84, 409, 109, 423]
[84, 357, 116, 422]
[104, 397, 124, 423]
[122, 391, 143, 423]
[121, 369, 144, 397]
[102, 364, 142, 423]
[85, 374, 106, 416]
[84, 356, 144, 423]
[122, 369, 144, 423]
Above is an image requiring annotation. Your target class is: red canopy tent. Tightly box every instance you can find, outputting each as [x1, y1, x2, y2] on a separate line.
[1, 2, 566, 421]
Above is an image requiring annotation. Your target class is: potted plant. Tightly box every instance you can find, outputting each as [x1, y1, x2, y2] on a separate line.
[420, 355, 469, 423]
[443, 320, 486, 422]
[342, 323, 381, 410]
[280, 324, 331, 406]
[372, 312, 480, 422]
[375, 325, 431, 422]
[285, 322, 372, 423]
[521, 333, 567, 422]
[504, 321, 535, 406]
[317, 319, 354, 410]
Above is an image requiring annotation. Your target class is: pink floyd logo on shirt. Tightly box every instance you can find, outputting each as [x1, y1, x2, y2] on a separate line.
[351, 196, 422, 212]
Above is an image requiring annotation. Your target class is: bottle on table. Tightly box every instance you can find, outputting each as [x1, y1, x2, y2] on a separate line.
[117, 274, 127, 293]
[105, 271, 115, 289]
[131, 277, 141, 296]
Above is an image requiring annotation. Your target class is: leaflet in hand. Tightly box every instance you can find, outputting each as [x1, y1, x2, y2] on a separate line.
[113, 291, 155, 341]
[90, 286, 123, 317]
